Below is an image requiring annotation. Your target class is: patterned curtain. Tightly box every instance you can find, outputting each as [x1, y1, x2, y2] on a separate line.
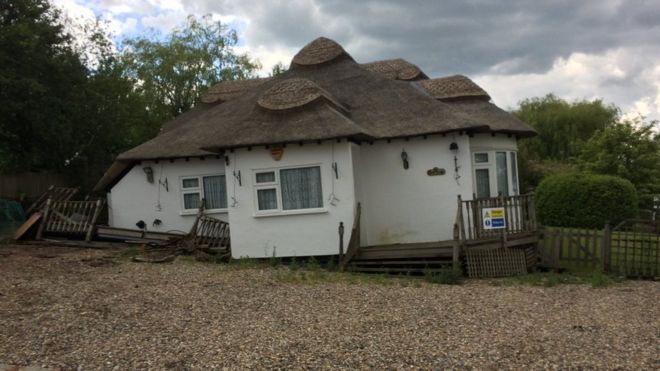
[280, 167, 323, 210]
[203, 175, 227, 209]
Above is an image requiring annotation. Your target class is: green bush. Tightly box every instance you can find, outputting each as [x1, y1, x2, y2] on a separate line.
[536, 173, 637, 228]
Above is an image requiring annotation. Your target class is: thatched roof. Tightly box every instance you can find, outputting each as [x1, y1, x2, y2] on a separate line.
[361, 58, 428, 81]
[95, 36, 535, 191]
[418, 75, 490, 101]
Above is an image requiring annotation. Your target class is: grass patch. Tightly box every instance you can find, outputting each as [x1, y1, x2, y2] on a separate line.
[118, 245, 141, 259]
[490, 270, 621, 288]
[423, 267, 463, 285]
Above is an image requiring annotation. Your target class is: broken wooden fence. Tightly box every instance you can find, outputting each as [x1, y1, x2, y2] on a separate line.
[25, 185, 79, 215]
[36, 199, 104, 242]
[192, 215, 230, 252]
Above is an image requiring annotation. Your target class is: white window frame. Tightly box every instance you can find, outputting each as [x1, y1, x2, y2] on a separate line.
[180, 174, 228, 215]
[471, 150, 519, 198]
[252, 164, 326, 217]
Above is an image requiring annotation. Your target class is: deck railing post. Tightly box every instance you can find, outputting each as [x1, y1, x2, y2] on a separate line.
[35, 198, 51, 240]
[338, 221, 345, 262]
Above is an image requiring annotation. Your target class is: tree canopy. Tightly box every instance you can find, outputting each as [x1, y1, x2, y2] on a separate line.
[120, 15, 260, 117]
[0, 2, 259, 190]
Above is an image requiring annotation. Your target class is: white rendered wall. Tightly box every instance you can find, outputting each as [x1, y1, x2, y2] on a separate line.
[355, 135, 474, 246]
[108, 158, 227, 233]
[226, 142, 356, 258]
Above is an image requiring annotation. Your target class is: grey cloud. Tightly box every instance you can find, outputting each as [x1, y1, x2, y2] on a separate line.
[191, 0, 660, 77]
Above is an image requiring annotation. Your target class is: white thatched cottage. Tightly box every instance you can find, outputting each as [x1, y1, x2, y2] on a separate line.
[94, 37, 537, 264]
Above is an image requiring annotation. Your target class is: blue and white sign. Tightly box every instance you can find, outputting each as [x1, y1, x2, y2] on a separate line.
[482, 207, 506, 230]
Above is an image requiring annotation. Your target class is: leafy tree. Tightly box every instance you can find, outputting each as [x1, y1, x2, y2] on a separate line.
[270, 61, 287, 76]
[578, 119, 660, 208]
[513, 94, 620, 191]
[0, 0, 88, 173]
[120, 14, 260, 118]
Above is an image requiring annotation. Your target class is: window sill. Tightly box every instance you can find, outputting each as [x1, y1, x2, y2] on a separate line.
[179, 209, 228, 216]
[253, 208, 328, 218]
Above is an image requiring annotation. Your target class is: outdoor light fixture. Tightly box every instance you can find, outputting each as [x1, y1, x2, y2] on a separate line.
[143, 166, 154, 183]
[401, 150, 409, 169]
[450, 142, 461, 182]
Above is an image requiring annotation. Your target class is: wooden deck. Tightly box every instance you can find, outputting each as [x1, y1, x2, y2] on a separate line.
[341, 194, 541, 275]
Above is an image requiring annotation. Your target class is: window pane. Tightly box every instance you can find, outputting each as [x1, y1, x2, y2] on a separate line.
[256, 172, 276, 183]
[257, 188, 278, 210]
[182, 178, 199, 188]
[184, 192, 201, 209]
[474, 153, 489, 163]
[496, 152, 509, 196]
[280, 166, 323, 210]
[510, 152, 519, 195]
[203, 175, 227, 209]
[475, 169, 490, 199]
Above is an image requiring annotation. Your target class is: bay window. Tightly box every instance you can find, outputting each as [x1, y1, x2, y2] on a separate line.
[472, 150, 519, 198]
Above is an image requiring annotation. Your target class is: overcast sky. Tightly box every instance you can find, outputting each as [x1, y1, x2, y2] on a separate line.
[54, 0, 660, 122]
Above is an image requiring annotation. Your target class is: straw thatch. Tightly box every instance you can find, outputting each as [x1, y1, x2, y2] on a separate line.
[257, 78, 343, 111]
[291, 37, 352, 66]
[361, 58, 428, 81]
[418, 75, 491, 101]
[96, 36, 536, 191]
[201, 78, 271, 104]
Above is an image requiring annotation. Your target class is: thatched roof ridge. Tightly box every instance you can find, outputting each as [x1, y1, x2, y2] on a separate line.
[361, 58, 428, 81]
[418, 75, 490, 101]
[201, 78, 271, 104]
[291, 37, 353, 66]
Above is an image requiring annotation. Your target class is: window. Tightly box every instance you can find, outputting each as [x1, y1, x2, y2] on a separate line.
[475, 169, 491, 199]
[254, 165, 323, 213]
[510, 152, 519, 195]
[472, 150, 519, 198]
[496, 152, 509, 196]
[474, 153, 489, 163]
[181, 175, 227, 211]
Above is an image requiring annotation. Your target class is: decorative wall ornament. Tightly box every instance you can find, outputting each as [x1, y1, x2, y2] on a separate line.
[427, 167, 446, 176]
[270, 147, 284, 161]
[143, 167, 154, 183]
[401, 150, 409, 169]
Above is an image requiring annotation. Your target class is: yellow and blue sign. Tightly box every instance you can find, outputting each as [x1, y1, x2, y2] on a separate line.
[482, 207, 506, 230]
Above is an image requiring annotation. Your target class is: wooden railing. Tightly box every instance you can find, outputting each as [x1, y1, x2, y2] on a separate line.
[339, 203, 361, 269]
[455, 193, 538, 243]
[36, 199, 104, 241]
[192, 215, 230, 250]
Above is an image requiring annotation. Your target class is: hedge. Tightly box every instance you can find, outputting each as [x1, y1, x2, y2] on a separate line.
[536, 173, 637, 228]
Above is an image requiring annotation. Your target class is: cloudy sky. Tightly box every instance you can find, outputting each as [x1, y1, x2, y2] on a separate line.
[54, 0, 660, 122]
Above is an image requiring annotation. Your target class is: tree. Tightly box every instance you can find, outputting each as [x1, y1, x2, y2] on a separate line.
[120, 14, 260, 118]
[578, 119, 660, 208]
[0, 0, 88, 173]
[512, 94, 620, 191]
[270, 61, 287, 76]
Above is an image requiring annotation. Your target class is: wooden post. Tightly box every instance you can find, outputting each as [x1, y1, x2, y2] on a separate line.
[35, 198, 51, 240]
[338, 222, 345, 261]
[452, 239, 460, 272]
[602, 223, 611, 273]
[456, 195, 466, 244]
[85, 200, 103, 242]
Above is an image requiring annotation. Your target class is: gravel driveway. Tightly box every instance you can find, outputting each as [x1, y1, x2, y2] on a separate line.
[0, 245, 658, 370]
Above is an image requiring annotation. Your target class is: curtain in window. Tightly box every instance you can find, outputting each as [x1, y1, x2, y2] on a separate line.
[184, 193, 201, 209]
[203, 175, 227, 209]
[475, 169, 490, 199]
[257, 189, 278, 210]
[496, 152, 509, 196]
[280, 166, 323, 210]
[510, 152, 519, 195]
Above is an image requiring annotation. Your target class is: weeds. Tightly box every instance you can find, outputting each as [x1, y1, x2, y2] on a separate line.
[490, 270, 619, 288]
[423, 267, 463, 285]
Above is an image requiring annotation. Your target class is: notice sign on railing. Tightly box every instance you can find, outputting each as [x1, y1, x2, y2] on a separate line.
[482, 207, 506, 230]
